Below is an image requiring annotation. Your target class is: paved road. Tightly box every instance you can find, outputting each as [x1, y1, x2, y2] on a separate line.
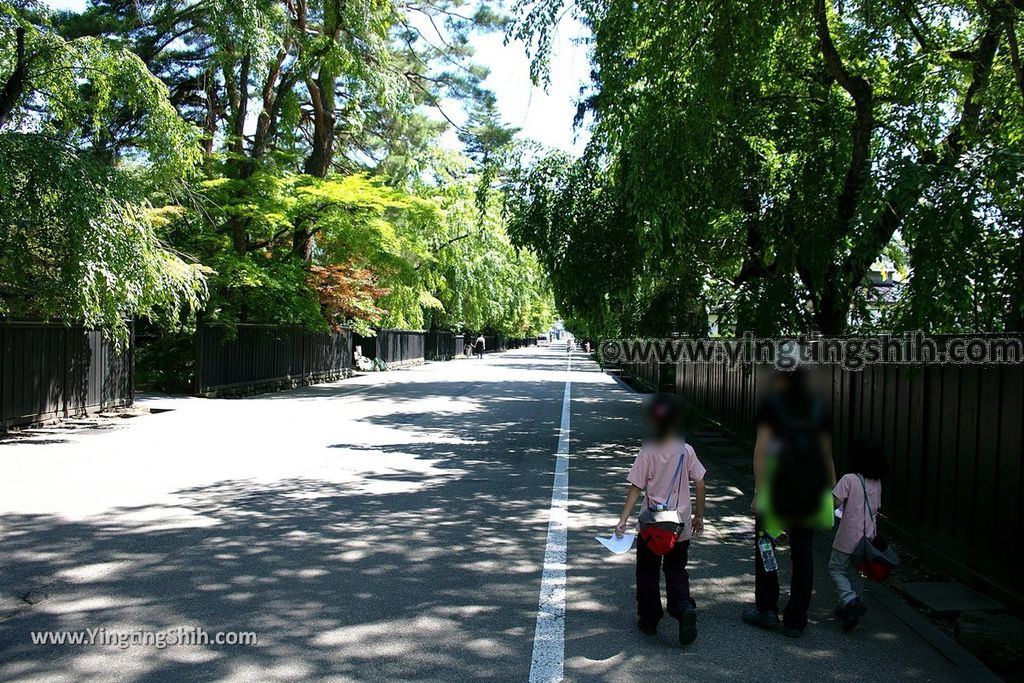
[0, 346, 979, 681]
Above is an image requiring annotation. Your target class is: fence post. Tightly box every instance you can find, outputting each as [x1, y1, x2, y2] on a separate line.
[192, 321, 204, 396]
[0, 324, 5, 428]
[129, 319, 135, 407]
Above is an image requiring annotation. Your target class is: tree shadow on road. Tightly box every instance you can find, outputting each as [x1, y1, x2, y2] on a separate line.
[0, 363, 571, 682]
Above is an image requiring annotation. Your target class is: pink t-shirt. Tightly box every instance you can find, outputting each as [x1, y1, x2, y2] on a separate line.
[627, 439, 706, 540]
[833, 473, 882, 553]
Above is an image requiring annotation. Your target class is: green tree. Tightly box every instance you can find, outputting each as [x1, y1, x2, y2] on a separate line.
[0, 2, 207, 339]
[509, 0, 1024, 335]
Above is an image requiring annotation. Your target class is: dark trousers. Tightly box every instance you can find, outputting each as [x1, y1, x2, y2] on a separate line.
[636, 535, 694, 625]
[754, 518, 815, 630]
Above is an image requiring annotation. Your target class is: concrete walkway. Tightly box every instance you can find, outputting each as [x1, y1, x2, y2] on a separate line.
[0, 346, 989, 681]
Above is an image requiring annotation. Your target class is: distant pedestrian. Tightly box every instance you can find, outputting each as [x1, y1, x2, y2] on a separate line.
[829, 434, 887, 632]
[615, 394, 706, 646]
[475, 334, 485, 359]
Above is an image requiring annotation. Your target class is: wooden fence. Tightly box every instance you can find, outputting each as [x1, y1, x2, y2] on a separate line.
[1, 321, 132, 429]
[376, 329, 425, 366]
[507, 337, 539, 349]
[619, 358, 670, 393]
[425, 332, 457, 361]
[673, 335, 1024, 607]
[194, 324, 353, 396]
[189, 325, 544, 397]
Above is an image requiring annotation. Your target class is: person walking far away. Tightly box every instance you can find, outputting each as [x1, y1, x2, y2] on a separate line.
[615, 394, 707, 646]
[743, 366, 835, 638]
[474, 334, 485, 359]
[830, 434, 887, 632]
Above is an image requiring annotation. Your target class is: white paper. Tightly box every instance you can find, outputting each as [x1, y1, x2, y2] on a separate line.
[596, 532, 636, 554]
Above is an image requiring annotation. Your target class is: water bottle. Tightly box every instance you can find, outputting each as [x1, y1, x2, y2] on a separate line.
[757, 533, 778, 573]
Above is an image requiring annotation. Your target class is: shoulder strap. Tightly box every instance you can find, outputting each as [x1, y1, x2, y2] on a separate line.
[858, 474, 875, 534]
[663, 444, 687, 509]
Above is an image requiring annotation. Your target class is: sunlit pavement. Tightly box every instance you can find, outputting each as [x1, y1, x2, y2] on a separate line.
[0, 346, 981, 681]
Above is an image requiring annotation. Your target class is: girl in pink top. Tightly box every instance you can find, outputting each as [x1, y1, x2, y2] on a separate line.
[829, 434, 887, 632]
[614, 394, 707, 646]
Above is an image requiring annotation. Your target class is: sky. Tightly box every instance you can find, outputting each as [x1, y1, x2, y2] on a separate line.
[41, 0, 592, 155]
[470, 19, 592, 154]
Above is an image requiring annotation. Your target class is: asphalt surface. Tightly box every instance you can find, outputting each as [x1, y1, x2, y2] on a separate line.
[0, 345, 976, 681]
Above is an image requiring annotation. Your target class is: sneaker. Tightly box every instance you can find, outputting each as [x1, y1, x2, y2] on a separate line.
[742, 607, 780, 629]
[637, 620, 658, 636]
[842, 598, 867, 632]
[678, 607, 697, 645]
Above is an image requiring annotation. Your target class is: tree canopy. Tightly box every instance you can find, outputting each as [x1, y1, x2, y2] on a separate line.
[507, 0, 1024, 337]
[1, 0, 556, 344]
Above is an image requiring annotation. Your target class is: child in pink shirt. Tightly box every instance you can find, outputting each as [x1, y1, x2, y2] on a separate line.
[614, 394, 706, 646]
[830, 435, 887, 632]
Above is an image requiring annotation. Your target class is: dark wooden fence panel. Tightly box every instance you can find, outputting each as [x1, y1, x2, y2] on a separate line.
[194, 324, 352, 396]
[670, 336, 1024, 604]
[1, 321, 133, 429]
[622, 358, 660, 391]
[424, 332, 457, 361]
[507, 337, 538, 349]
[376, 330, 425, 366]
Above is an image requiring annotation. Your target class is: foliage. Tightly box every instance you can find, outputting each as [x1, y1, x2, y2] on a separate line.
[1, 0, 557, 354]
[508, 0, 1024, 335]
[309, 262, 391, 335]
[0, 1, 201, 176]
[0, 3, 208, 340]
[0, 132, 207, 342]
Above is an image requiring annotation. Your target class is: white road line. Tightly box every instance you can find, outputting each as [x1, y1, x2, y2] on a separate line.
[529, 352, 572, 683]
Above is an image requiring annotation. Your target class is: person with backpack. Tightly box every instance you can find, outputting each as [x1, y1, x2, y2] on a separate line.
[614, 394, 707, 646]
[830, 434, 888, 632]
[742, 367, 835, 638]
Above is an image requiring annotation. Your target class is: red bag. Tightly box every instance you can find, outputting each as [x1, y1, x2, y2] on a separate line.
[852, 476, 899, 582]
[637, 450, 686, 556]
[858, 559, 893, 583]
[639, 525, 681, 556]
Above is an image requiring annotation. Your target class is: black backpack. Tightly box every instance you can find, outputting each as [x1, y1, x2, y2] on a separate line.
[768, 393, 830, 522]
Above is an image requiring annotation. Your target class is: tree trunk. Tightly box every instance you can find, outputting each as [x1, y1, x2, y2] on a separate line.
[0, 28, 27, 127]
[1006, 238, 1024, 332]
[292, 228, 315, 262]
[222, 51, 254, 254]
[201, 69, 218, 163]
[294, 76, 334, 260]
[302, 106, 335, 178]
[294, 1, 341, 261]
[812, 284, 850, 336]
[801, 8, 1002, 334]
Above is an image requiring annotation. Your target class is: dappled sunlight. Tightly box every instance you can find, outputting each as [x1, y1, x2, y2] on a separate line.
[555, 354, 961, 681]
[0, 348, 971, 681]
[0, 348, 580, 681]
